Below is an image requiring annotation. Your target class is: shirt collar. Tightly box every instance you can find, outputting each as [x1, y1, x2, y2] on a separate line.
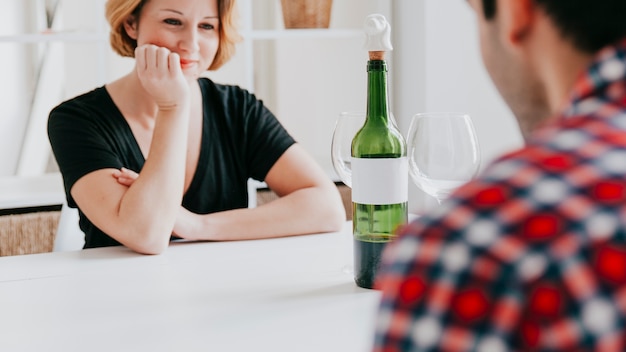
[562, 38, 626, 118]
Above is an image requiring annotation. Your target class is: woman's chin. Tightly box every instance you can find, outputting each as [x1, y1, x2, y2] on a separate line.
[184, 71, 200, 81]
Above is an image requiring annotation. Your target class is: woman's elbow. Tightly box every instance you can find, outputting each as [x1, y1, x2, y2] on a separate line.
[133, 242, 168, 255]
[118, 228, 171, 255]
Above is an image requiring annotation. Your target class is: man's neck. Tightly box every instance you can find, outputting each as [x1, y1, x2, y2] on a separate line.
[530, 12, 594, 115]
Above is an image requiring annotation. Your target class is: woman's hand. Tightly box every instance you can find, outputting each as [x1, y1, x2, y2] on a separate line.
[134, 44, 190, 110]
[112, 167, 139, 187]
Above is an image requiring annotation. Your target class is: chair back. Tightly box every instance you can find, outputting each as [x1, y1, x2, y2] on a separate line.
[53, 201, 84, 251]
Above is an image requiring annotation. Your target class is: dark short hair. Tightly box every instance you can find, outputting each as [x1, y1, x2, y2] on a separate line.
[481, 0, 626, 53]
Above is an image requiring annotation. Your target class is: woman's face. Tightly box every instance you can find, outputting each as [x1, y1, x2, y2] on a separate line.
[126, 0, 220, 78]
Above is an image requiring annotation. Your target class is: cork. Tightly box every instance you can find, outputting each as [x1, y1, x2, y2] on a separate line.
[368, 51, 385, 61]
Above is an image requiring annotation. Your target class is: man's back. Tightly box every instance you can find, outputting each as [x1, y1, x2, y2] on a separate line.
[373, 0, 626, 347]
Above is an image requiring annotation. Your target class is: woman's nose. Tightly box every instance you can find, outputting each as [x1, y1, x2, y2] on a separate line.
[179, 27, 200, 53]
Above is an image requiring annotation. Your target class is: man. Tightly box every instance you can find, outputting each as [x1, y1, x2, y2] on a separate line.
[374, 0, 626, 350]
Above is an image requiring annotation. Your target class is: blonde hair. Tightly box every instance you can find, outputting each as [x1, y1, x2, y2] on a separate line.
[105, 0, 241, 70]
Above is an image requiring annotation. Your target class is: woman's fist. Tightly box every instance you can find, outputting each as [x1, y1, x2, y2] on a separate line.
[134, 44, 190, 110]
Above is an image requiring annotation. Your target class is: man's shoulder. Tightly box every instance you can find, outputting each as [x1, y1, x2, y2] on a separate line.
[395, 145, 575, 257]
[396, 130, 626, 272]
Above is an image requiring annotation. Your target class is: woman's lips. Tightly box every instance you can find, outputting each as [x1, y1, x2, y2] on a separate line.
[179, 59, 198, 69]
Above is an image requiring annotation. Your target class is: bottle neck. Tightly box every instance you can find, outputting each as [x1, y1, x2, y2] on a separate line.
[366, 60, 390, 126]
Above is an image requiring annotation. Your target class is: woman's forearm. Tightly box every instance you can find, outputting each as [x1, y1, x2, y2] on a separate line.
[176, 185, 345, 241]
[115, 105, 190, 253]
[106, 46, 193, 253]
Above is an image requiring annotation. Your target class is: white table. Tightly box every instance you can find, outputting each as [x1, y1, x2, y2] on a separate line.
[0, 222, 382, 352]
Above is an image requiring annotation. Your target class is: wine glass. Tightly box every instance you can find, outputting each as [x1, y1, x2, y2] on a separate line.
[331, 112, 365, 188]
[406, 112, 480, 204]
[331, 111, 399, 187]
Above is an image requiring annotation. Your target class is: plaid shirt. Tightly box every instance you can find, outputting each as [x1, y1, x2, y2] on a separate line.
[374, 38, 626, 351]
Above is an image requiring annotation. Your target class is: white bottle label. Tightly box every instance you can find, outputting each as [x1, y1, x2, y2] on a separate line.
[352, 157, 408, 204]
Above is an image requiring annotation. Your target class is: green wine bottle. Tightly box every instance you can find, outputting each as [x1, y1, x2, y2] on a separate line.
[352, 14, 408, 289]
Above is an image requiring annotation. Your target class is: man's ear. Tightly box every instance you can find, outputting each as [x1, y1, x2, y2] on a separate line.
[123, 15, 138, 40]
[497, 0, 535, 46]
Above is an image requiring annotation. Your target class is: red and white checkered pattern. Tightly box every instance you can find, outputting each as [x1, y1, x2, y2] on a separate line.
[374, 38, 626, 351]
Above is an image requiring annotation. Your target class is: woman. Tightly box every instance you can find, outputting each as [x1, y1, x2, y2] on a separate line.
[47, 0, 346, 254]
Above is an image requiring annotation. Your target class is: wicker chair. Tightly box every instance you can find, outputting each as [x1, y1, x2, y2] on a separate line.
[0, 199, 84, 257]
[0, 210, 61, 256]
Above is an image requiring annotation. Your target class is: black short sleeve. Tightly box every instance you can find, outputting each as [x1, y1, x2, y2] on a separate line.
[47, 79, 296, 248]
[47, 87, 144, 208]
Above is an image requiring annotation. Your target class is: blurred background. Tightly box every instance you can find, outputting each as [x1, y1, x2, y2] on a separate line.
[0, 0, 523, 213]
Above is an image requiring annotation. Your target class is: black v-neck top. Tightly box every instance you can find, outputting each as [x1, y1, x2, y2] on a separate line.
[48, 78, 295, 248]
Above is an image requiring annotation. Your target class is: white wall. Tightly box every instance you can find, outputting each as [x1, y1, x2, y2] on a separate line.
[0, 0, 112, 176]
[0, 1, 33, 176]
[422, 1, 523, 164]
[3, 0, 524, 202]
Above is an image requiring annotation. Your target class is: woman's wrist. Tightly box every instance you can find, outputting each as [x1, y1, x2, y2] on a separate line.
[173, 207, 211, 241]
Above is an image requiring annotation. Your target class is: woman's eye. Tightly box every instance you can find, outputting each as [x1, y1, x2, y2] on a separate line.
[199, 23, 215, 30]
[164, 18, 181, 25]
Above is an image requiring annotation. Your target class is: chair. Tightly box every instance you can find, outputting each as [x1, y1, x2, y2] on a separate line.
[0, 210, 60, 256]
[52, 200, 84, 251]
